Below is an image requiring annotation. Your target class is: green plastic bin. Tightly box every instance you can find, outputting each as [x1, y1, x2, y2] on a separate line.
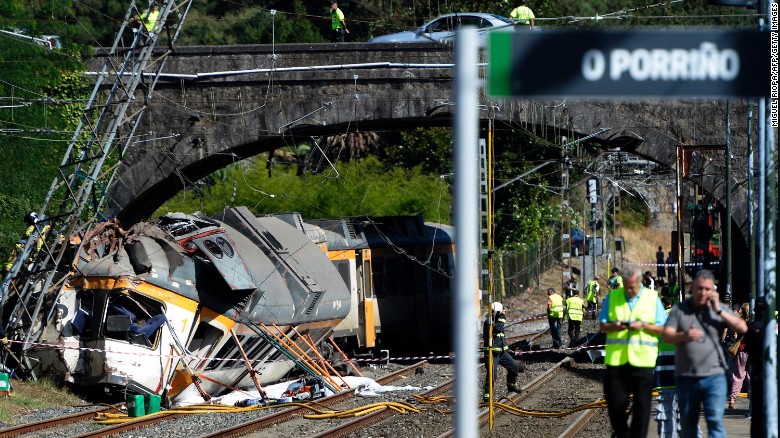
[145, 394, 161, 414]
[0, 373, 9, 396]
[126, 394, 146, 417]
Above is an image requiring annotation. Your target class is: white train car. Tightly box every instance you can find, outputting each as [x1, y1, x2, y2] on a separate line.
[23, 207, 350, 402]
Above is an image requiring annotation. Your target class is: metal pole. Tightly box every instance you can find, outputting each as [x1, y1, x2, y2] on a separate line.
[763, 103, 778, 438]
[725, 101, 732, 307]
[453, 27, 479, 438]
[748, 106, 756, 320]
[676, 145, 685, 302]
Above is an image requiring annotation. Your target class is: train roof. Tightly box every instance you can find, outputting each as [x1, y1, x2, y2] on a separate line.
[306, 216, 454, 251]
[75, 207, 350, 325]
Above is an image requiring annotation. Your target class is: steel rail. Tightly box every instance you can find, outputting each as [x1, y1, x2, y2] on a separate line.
[309, 377, 456, 438]
[435, 357, 573, 438]
[556, 402, 600, 438]
[200, 360, 429, 438]
[72, 412, 182, 438]
[0, 404, 122, 437]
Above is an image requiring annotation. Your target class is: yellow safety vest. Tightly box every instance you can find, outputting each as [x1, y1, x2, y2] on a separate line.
[140, 10, 160, 32]
[586, 280, 598, 303]
[510, 5, 534, 24]
[331, 8, 345, 29]
[548, 293, 564, 318]
[605, 288, 659, 368]
[566, 296, 584, 321]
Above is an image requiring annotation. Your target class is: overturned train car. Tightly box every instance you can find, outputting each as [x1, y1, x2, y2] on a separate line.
[301, 217, 456, 354]
[25, 207, 350, 402]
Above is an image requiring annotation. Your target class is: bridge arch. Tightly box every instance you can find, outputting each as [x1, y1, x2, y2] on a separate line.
[99, 43, 754, 246]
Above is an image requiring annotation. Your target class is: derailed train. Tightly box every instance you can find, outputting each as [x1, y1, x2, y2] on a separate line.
[22, 207, 351, 401]
[11, 208, 455, 402]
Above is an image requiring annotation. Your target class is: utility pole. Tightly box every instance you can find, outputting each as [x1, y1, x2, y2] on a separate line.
[725, 101, 732, 308]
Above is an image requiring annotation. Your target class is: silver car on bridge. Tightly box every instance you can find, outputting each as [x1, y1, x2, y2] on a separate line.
[368, 13, 519, 44]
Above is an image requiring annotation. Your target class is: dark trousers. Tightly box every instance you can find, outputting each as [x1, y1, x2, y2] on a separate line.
[567, 320, 581, 347]
[587, 300, 598, 319]
[604, 365, 654, 438]
[483, 350, 520, 393]
[548, 316, 562, 348]
[332, 28, 345, 42]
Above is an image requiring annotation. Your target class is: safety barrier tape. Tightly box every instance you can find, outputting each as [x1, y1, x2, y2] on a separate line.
[623, 260, 720, 268]
[2, 339, 607, 365]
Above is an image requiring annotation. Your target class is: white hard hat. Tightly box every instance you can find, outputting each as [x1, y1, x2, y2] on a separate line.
[491, 302, 503, 312]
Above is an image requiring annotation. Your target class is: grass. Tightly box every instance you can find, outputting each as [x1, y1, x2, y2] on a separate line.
[0, 378, 87, 424]
[618, 227, 672, 269]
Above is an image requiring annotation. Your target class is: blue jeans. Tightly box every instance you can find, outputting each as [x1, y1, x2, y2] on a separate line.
[677, 373, 727, 438]
[548, 316, 562, 348]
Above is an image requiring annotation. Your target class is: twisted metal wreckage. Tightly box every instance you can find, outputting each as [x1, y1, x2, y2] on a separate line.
[4, 207, 351, 402]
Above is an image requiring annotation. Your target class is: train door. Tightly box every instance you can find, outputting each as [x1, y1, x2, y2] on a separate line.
[358, 249, 376, 348]
[167, 308, 230, 399]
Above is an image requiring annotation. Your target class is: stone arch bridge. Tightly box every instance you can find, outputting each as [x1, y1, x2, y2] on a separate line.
[96, 43, 754, 244]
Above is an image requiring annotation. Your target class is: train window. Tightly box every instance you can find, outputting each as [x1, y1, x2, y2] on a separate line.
[362, 260, 373, 299]
[373, 259, 386, 298]
[102, 291, 166, 348]
[72, 291, 95, 339]
[190, 323, 226, 370]
[203, 239, 224, 259]
[334, 260, 352, 289]
[216, 237, 234, 258]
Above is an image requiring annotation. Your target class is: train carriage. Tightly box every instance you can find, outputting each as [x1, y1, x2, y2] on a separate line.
[24, 207, 351, 402]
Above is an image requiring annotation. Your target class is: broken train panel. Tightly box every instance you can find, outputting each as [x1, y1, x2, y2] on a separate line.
[27, 207, 350, 401]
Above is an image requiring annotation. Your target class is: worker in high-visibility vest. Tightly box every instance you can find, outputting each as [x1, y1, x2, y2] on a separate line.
[134, 2, 160, 33]
[2, 212, 50, 275]
[565, 289, 585, 347]
[330, 1, 349, 43]
[547, 288, 564, 349]
[599, 266, 667, 438]
[585, 276, 600, 319]
[482, 302, 524, 402]
[509, 0, 535, 29]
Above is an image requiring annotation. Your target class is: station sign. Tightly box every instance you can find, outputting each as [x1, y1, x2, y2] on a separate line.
[488, 30, 770, 98]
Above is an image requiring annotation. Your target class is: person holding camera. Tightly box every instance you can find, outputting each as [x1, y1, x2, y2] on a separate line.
[599, 266, 667, 438]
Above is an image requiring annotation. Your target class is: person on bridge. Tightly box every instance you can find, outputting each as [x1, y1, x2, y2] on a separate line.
[599, 266, 667, 438]
[330, 1, 349, 43]
[509, 0, 535, 29]
[662, 270, 747, 438]
[565, 289, 585, 347]
[547, 288, 564, 349]
[585, 276, 600, 319]
[134, 2, 160, 34]
[482, 302, 523, 402]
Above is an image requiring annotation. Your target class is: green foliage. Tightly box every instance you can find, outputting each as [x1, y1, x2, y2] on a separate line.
[0, 36, 88, 256]
[380, 128, 452, 175]
[617, 194, 651, 227]
[157, 156, 452, 223]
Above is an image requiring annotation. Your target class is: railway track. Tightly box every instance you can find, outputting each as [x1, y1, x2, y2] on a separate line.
[199, 360, 431, 438]
[0, 404, 123, 438]
[433, 357, 606, 438]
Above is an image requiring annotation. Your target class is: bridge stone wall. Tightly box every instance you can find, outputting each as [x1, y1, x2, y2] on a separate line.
[93, 43, 755, 244]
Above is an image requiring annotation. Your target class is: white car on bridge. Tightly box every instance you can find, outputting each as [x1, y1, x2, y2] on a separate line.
[368, 13, 524, 44]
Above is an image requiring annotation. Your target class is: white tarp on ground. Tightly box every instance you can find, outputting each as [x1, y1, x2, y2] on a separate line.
[174, 376, 433, 407]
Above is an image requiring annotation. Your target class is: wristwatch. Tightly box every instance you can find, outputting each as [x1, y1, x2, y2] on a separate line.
[716, 306, 723, 315]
